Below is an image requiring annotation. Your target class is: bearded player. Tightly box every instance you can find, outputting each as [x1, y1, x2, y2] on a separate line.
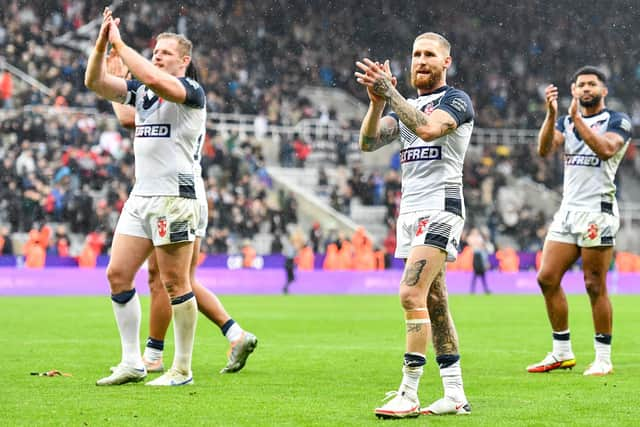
[355, 32, 473, 418]
[528, 66, 631, 377]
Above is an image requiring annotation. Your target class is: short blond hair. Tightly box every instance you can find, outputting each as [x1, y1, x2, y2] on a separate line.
[415, 32, 451, 56]
[156, 32, 193, 57]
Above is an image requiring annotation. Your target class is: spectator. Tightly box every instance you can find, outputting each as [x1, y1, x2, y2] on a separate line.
[0, 68, 13, 109]
[292, 133, 311, 168]
[0, 226, 14, 255]
[468, 228, 492, 294]
[241, 239, 257, 268]
[23, 229, 46, 268]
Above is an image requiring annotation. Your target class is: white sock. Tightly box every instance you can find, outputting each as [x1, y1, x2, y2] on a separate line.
[594, 340, 611, 363]
[400, 365, 423, 399]
[143, 346, 163, 362]
[171, 295, 198, 375]
[225, 322, 244, 343]
[112, 293, 143, 369]
[552, 330, 573, 356]
[440, 361, 466, 402]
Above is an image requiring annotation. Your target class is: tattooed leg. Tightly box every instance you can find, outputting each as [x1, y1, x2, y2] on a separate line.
[401, 259, 427, 287]
[427, 265, 459, 356]
[400, 247, 447, 355]
[426, 265, 468, 404]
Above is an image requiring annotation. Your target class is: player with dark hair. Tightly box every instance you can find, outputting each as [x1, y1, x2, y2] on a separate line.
[528, 66, 632, 376]
[355, 32, 473, 418]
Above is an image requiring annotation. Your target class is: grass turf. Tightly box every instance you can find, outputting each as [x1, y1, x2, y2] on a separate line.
[1, 294, 638, 426]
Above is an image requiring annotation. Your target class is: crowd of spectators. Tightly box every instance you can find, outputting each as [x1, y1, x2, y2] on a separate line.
[2, 0, 640, 129]
[0, 108, 299, 256]
[1, 0, 640, 258]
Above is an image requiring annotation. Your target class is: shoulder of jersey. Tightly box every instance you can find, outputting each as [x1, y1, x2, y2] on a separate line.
[184, 77, 201, 90]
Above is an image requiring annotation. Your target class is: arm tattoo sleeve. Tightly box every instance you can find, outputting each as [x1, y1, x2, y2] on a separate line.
[360, 120, 399, 151]
[400, 259, 427, 287]
[371, 74, 429, 135]
[428, 268, 459, 355]
[387, 90, 429, 134]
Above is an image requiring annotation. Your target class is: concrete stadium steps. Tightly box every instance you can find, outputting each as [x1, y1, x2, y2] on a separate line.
[253, 233, 274, 255]
[267, 166, 383, 243]
[349, 202, 388, 244]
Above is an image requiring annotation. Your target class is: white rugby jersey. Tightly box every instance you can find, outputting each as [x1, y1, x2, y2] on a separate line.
[556, 109, 632, 215]
[389, 85, 474, 217]
[124, 77, 206, 198]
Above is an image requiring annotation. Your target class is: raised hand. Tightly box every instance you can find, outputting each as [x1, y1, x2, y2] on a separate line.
[355, 58, 397, 104]
[107, 14, 123, 48]
[544, 84, 558, 116]
[568, 83, 580, 118]
[95, 7, 113, 50]
[106, 49, 128, 78]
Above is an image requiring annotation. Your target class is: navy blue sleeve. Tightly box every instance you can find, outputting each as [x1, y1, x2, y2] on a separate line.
[125, 80, 142, 106]
[556, 115, 566, 133]
[437, 88, 474, 126]
[178, 77, 206, 109]
[607, 111, 633, 141]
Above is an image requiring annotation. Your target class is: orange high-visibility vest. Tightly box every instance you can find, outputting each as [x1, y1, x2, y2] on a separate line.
[242, 246, 256, 268]
[496, 248, 519, 272]
[25, 244, 46, 268]
[77, 245, 97, 268]
[323, 243, 339, 270]
[297, 246, 315, 271]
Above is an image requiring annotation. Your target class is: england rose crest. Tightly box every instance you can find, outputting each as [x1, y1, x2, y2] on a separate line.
[416, 217, 430, 237]
[157, 217, 167, 238]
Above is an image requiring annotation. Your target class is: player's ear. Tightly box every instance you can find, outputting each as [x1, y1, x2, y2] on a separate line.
[570, 82, 576, 97]
[183, 55, 191, 68]
[443, 56, 452, 69]
[602, 85, 608, 98]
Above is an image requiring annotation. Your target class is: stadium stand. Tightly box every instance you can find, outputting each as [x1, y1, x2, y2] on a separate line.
[1, 0, 639, 262]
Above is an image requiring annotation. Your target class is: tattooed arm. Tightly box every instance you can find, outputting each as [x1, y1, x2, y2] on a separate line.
[359, 107, 400, 152]
[357, 58, 461, 142]
[355, 59, 400, 152]
[373, 75, 458, 142]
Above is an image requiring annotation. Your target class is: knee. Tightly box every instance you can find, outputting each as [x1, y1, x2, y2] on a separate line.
[106, 264, 129, 286]
[399, 287, 425, 311]
[106, 264, 134, 293]
[147, 268, 163, 293]
[161, 274, 178, 296]
[536, 269, 560, 294]
[584, 272, 606, 300]
[160, 270, 189, 298]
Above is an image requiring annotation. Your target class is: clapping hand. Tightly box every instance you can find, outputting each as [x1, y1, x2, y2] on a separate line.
[355, 58, 397, 104]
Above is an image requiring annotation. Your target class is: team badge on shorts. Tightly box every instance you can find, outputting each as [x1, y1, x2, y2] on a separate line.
[586, 222, 599, 241]
[157, 217, 168, 238]
[416, 217, 430, 237]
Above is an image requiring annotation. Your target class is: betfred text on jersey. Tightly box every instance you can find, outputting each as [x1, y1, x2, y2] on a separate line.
[565, 154, 601, 167]
[135, 124, 171, 138]
[400, 146, 442, 163]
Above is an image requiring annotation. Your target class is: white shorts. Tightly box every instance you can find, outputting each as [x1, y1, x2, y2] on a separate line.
[547, 209, 619, 247]
[395, 210, 464, 262]
[115, 195, 200, 246]
[195, 199, 208, 238]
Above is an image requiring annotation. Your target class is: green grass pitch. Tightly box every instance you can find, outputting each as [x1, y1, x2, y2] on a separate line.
[1, 294, 639, 426]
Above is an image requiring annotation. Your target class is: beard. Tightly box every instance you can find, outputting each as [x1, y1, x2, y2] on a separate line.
[411, 67, 443, 92]
[579, 93, 602, 108]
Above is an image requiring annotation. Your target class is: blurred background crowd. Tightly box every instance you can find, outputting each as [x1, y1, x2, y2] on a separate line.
[1, 0, 639, 269]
